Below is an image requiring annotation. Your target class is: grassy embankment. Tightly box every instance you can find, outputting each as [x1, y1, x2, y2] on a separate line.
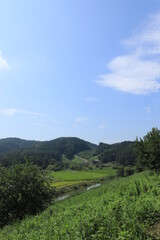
[0, 171, 160, 239]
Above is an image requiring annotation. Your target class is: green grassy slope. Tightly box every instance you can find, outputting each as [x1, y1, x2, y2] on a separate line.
[0, 172, 160, 239]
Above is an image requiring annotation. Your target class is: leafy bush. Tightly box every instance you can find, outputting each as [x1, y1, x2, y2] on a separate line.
[47, 163, 63, 171]
[124, 166, 135, 177]
[117, 166, 125, 177]
[0, 162, 55, 227]
[117, 166, 135, 177]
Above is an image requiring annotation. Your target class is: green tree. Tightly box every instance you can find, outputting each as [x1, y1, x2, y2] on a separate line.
[117, 166, 125, 177]
[135, 127, 160, 172]
[124, 166, 135, 177]
[0, 162, 55, 227]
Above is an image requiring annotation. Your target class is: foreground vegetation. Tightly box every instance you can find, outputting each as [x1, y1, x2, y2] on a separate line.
[0, 171, 160, 239]
[0, 162, 55, 228]
[0, 127, 160, 239]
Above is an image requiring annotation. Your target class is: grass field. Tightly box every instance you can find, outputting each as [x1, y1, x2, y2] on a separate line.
[1, 171, 160, 239]
[50, 168, 116, 187]
[52, 180, 84, 187]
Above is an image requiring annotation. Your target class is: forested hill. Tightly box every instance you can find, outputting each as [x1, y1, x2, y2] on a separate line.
[0, 137, 136, 168]
[0, 137, 97, 168]
[97, 141, 135, 166]
[0, 138, 39, 153]
[35, 137, 96, 156]
[0, 137, 96, 154]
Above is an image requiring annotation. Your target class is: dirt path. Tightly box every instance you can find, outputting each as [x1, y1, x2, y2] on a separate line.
[148, 220, 160, 239]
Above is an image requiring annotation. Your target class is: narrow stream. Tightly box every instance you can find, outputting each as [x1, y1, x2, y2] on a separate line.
[55, 194, 70, 202]
[87, 183, 101, 190]
[56, 183, 101, 202]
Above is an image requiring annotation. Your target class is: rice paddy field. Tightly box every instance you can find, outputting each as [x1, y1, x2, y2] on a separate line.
[50, 168, 116, 187]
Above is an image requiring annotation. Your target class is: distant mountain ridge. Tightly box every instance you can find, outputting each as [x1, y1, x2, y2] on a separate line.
[0, 137, 136, 168]
[0, 138, 39, 153]
[0, 137, 96, 154]
[0, 137, 97, 168]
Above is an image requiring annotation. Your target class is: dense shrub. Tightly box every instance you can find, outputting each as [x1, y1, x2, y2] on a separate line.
[117, 166, 125, 177]
[0, 162, 55, 227]
[117, 166, 135, 177]
[47, 163, 63, 171]
[124, 166, 135, 176]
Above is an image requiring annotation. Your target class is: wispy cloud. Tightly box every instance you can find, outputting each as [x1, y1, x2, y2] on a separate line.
[74, 116, 87, 126]
[144, 106, 152, 113]
[97, 12, 160, 95]
[44, 115, 62, 125]
[85, 97, 99, 102]
[0, 108, 40, 117]
[31, 123, 57, 131]
[0, 51, 9, 71]
[98, 123, 106, 129]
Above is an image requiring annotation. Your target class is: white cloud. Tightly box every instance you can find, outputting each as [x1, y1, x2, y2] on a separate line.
[31, 123, 57, 131]
[125, 13, 160, 55]
[0, 52, 9, 71]
[144, 106, 152, 113]
[97, 12, 160, 95]
[86, 97, 99, 102]
[0, 108, 40, 116]
[44, 115, 62, 125]
[98, 124, 106, 129]
[74, 116, 87, 124]
[74, 116, 87, 127]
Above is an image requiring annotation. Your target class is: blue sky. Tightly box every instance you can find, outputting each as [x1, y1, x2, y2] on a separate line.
[0, 0, 160, 144]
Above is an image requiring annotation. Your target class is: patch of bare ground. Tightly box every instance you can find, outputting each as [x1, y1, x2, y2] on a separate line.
[147, 220, 160, 239]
